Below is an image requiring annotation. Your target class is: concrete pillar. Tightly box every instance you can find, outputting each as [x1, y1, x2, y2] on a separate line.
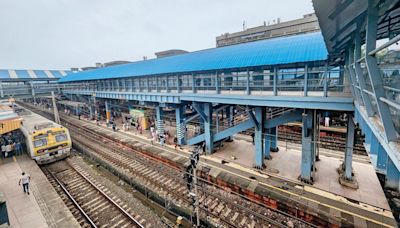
[254, 107, 265, 168]
[175, 106, 186, 145]
[204, 103, 213, 154]
[300, 110, 316, 184]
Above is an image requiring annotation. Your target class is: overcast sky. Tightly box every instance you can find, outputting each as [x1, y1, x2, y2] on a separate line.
[0, 0, 314, 70]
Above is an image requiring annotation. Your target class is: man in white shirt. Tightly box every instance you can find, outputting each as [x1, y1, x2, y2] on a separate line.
[5, 144, 11, 158]
[325, 116, 330, 127]
[19, 172, 31, 195]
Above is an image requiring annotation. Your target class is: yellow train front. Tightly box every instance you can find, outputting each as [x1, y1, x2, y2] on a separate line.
[18, 106, 72, 165]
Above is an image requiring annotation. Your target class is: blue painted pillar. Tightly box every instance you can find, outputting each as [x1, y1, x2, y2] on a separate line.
[264, 128, 271, 159]
[156, 105, 164, 135]
[370, 134, 379, 155]
[89, 105, 93, 120]
[386, 157, 400, 190]
[344, 115, 355, 180]
[215, 110, 219, 133]
[270, 126, 278, 151]
[204, 103, 213, 154]
[175, 106, 186, 145]
[300, 110, 316, 183]
[377, 144, 388, 173]
[254, 107, 265, 168]
[364, 125, 372, 145]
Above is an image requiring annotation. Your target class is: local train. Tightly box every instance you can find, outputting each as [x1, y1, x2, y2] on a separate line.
[16, 105, 72, 165]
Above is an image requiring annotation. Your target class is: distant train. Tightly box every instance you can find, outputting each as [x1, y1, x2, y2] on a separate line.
[16, 105, 72, 165]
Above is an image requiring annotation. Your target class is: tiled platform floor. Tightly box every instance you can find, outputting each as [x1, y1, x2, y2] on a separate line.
[0, 156, 79, 228]
[213, 138, 390, 210]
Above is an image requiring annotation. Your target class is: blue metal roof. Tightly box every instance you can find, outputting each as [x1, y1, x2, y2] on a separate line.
[0, 69, 71, 80]
[59, 32, 328, 83]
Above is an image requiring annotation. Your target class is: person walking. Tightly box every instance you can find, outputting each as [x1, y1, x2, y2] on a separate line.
[1, 144, 6, 158]
[19, 172, 31, 195]
[5, 144, 11, 158]
[174, 136, 178, 150]
[15, 142, 21, 156]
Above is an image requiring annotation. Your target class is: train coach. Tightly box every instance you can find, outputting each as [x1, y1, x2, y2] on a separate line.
[16, 105, 72, 165]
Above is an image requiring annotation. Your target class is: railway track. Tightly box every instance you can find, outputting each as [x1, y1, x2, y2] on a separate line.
[43, 160, 146, 228]
[25, 103, 314, 227]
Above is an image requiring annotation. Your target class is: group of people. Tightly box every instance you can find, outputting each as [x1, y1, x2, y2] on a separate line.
[1, 130, 25, 158]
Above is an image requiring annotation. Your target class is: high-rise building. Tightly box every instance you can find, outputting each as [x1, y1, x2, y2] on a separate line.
[216, 13, 320, 47]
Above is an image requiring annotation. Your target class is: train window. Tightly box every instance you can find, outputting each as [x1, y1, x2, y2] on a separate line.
[55, 134, 68, 142]
[34, 138, 47, 148]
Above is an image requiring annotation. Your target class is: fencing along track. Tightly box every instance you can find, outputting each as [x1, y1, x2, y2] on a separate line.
[42, 160, 146, 228]
[23, 103, 314, 228]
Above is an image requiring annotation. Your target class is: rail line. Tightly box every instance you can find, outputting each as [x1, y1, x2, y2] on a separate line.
[25, 103, 314, 227]
[68, 117, 311, 227]
[42, 160, 146, 228]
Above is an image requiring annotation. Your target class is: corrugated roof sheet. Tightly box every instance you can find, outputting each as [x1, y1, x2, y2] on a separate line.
[0, 69, 71, 80]
[59, 32, 328, 83]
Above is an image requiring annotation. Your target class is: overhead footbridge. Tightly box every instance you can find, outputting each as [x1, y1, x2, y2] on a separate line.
[313, 0, 400, 190]
[58, 31, 356, 184]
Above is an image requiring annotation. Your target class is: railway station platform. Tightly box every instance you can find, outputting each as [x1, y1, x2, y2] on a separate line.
[0, 155, 79, 228]
[69, 114, 395, 227]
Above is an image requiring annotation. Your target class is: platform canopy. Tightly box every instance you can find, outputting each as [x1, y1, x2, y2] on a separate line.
[59, 32, 328, 83]
[312, 0, 400, 57]
[0, 69, 71, 81]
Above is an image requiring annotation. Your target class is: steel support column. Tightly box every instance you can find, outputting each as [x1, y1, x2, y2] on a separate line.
[348, 46, 363, 105]
[203, 103, 213, 154]
[365, 0, 398, 142]
[273, 67, 278, 96]
[300, 110, 316, 183]
[386, 157, 400, 190]
[226, 106, 234, 141]
[323, 63, 328, 97]
[304, 64, 308, 96]
[264, 128, 271, 159]
[344, 50, 356, 98]
[175, 106, 186, 145]
[377, 144, 388, 173]
[344, 115, 355, 180]
[354, 32, 374, 117]
[246, 70, 250, 95]
[254, 107, 265, 168]
[270, 127, 278, 151]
